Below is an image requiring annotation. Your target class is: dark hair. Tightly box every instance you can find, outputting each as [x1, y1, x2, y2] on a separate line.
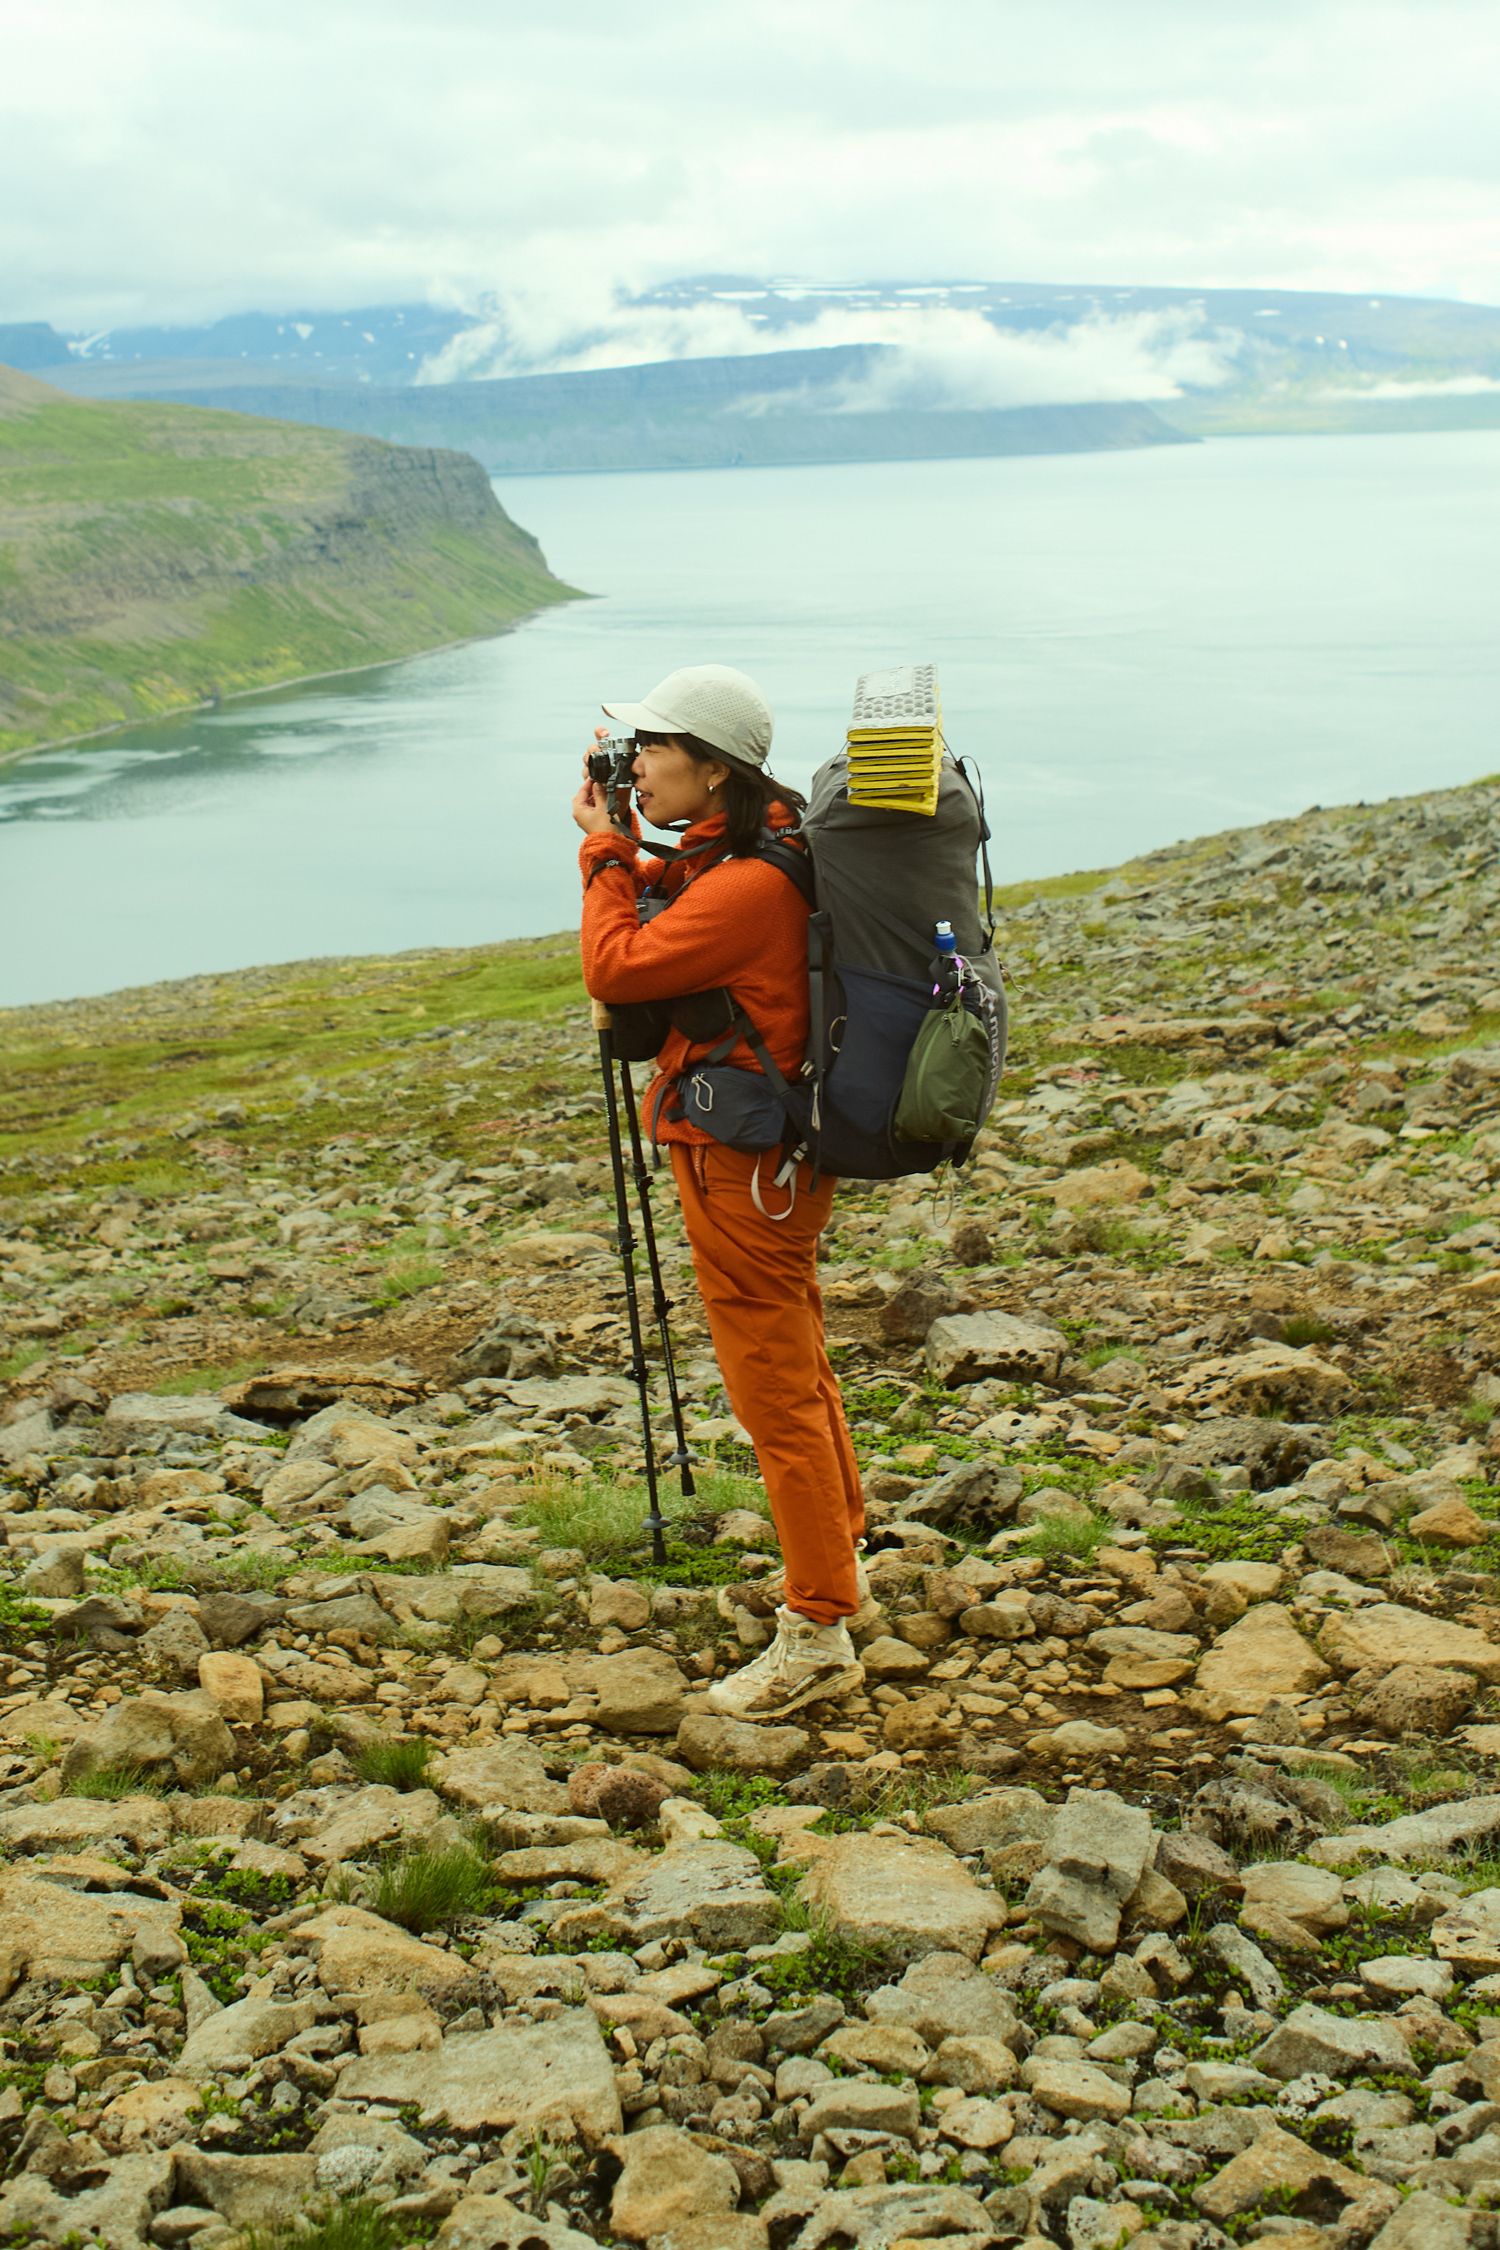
[634, 730, 806, 856]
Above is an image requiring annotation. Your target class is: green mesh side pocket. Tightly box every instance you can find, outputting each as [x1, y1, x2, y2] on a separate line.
[893, 992, 992, 1143]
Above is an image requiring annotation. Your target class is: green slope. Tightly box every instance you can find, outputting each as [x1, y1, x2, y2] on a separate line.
[0, 367, 579, 759]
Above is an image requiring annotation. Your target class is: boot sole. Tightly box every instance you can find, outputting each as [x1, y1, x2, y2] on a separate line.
[705, 1661, 866, 1724]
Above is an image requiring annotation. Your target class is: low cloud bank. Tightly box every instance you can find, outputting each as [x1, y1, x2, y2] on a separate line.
[738, 307, 1243, 414]
[416, 288, 1244, 407]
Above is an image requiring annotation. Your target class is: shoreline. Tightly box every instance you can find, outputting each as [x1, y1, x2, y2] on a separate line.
[0, 601, 590, 775]
[2, 765, 1497, 1021]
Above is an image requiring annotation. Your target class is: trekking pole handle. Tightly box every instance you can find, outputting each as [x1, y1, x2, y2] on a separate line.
[591, 999, 613, 1031]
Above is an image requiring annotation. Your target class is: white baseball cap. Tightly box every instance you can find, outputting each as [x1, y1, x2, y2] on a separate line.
[602, 664, 773, 770]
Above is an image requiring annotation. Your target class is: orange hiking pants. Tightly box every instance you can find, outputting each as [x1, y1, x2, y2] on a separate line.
[670, 1142, 865, 1626]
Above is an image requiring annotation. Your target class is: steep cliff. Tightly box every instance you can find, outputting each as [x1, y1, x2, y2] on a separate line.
[0, 369, 578, 757]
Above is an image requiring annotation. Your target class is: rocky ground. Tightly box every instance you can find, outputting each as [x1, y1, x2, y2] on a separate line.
[0, 773, 1498, 2250]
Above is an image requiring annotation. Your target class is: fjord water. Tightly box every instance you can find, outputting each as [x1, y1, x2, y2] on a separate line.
[3, 429, 1497, 1009]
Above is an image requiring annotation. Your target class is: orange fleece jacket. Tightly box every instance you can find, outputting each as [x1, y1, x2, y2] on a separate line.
[578, 807, 811, 1146]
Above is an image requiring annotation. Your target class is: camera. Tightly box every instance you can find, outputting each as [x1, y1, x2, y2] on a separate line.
[587, 735, 635, 790]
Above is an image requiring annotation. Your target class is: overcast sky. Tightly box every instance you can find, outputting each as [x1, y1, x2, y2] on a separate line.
[4, 0, 1498, 335]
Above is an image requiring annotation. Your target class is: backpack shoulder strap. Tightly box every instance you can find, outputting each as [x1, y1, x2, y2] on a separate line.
[749, 833, 817, 907]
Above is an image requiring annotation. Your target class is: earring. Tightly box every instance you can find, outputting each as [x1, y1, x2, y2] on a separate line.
[708, 783, 718, 793]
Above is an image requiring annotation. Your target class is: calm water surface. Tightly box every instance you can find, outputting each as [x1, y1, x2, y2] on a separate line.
[3, 430, 1497, 1007]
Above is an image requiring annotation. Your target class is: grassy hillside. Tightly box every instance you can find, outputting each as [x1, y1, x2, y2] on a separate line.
[0, 368, 579, 758]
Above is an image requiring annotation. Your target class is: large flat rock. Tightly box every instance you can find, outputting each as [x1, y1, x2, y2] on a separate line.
[566, 1649, 688, 1735]
[0, 1796, 173, 1854]
[61, 1688, 236, 1790]
[1252, 2001, 1409, 2080]
[1430, 1889, 1500, 1975]
[1309, 1794, 1500, 1869]
[294, 1906, 471, 2000]
[1192, 1604, 1330, 1721]
[0, 1869, 182, 1991]
[579, 1841, 781, 1952]
[1318, 1603, 1500, 1682]
[0, 2149, 173, 2250]
[925, 1311, 1069, 1388]
[103, 1392, 266, 1440]
[796, 1834, 1008, 1964]
[335, 2014, 621, 2143]
[1168, 1344, 1353, 1419]
[180, 1991, 321, 2071]
[433, 1741, 570, 1816]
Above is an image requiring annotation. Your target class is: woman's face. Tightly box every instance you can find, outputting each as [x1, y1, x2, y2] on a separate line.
[631, 737, 727, 827]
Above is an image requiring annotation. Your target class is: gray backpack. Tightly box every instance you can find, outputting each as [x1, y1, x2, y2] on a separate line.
[798, 751, 1007, 1177]
[669, 749, 1008, 1179]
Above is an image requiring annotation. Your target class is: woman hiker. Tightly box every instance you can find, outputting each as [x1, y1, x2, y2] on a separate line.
[571, 663, 872, 1723]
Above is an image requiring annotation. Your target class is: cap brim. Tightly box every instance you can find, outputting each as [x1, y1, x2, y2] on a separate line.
[601, 699, 674, 735]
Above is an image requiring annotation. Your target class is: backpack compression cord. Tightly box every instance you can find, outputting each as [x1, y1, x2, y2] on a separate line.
[591, 998, 699, 1569]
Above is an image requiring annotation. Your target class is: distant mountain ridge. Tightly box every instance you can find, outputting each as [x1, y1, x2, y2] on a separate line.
[21, 276, 1500, 465]
[0, 371, 577, 759]
[28, 342, 1193, 474]
[29, 276, 1500, 390]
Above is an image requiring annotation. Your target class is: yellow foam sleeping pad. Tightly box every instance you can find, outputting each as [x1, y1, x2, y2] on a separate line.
[844, 661, 944, 817]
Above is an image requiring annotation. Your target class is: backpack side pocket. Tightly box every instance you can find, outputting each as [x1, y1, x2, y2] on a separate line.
[893, 991, 992, 1142]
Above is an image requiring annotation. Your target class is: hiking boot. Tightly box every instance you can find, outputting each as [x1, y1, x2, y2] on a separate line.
[705, 1604, 865, 1723]
[717, 1553, 882, 1637]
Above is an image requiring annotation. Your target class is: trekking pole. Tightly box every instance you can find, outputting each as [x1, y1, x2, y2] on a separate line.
[592, 1000, 669, 1568]
[616, 1058, 699, 1509]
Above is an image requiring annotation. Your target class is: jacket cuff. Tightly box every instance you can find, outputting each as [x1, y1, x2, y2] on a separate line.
[579, 831, 639, 878]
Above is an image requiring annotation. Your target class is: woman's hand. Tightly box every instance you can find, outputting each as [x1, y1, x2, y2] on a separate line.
[572, 728, 617, 835]
[572, 772, 615, 836]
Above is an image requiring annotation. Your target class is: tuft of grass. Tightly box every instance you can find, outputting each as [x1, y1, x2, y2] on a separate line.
[353, 1735, 433, 1791]
[210, 1551, 297, 1591]
[757, 1915, 888, 2007]
[520, 2133, 578, 2218]
[1278, 1315, 1336, 1347]
[1148, 1493, 1303, 1565]
[181, 1898, 272, 2001]
[696, 1771, 788, 1823]
[371, 1841, 495, 1933]
[0, 1343, 48, 1382]
[65, 1760, 161, 1800]
[1082, 1341, 1143, 1370]
[378, 1257, 444, 1304]
[0, 1584, 55, 1644]
[511, 1466, 769, 1566]
[1295, 1745, 1480, 1833]
[246, 2199, 399, 2250]
[1015, 1509, 1110, 1564]
[508, 1467, 688, 1557]
[633, 1542, 760, 1587]
[95, 1554, 198, 1595]
[826, 1766, 984, 1827]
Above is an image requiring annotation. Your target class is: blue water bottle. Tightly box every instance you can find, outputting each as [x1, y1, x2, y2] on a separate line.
[935, 921, 956, 956]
